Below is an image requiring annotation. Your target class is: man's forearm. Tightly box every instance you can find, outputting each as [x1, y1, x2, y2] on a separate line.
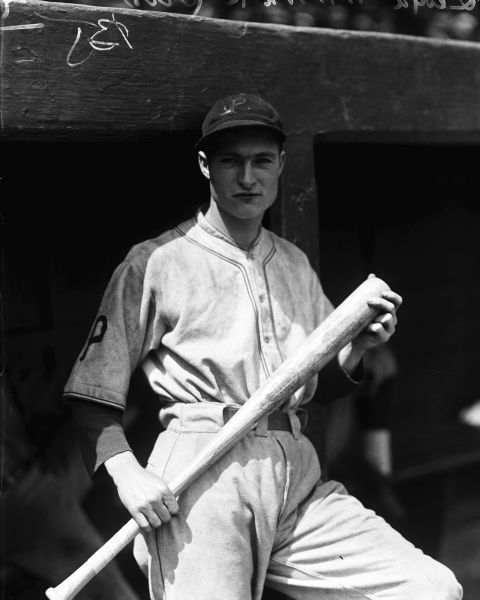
[338, 342, 365, 383]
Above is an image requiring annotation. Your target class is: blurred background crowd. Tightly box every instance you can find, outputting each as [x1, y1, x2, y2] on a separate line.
[75, 0, 480, 43]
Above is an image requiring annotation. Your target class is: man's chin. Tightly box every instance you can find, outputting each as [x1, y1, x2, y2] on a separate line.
[229, 197, 273, 220]
[232, 207, 265, 221]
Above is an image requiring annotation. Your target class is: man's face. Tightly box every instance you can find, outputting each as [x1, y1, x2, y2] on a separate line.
[199, 127, 286, 221]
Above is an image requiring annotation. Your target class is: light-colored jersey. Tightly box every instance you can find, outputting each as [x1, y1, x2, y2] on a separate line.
[63, 210, 333, 411]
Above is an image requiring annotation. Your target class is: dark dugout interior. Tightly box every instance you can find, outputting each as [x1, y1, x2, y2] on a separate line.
[2, 137, 480, 598]
[315, 140, 480, 431]
[1, 134, 205, 599]
[315, 138, 480, 574]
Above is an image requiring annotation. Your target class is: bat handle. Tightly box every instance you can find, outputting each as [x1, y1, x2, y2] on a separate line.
[45, 519, 140, 600]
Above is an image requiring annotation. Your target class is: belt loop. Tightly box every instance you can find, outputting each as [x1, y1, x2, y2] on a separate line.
[254, 415, 268, 437]
[288, 411, 302, 439]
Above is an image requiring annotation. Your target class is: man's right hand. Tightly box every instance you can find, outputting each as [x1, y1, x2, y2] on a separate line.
[105, 451, 179, 532]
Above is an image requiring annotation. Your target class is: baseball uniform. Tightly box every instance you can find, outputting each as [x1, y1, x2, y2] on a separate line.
[65, 209, 461, 600]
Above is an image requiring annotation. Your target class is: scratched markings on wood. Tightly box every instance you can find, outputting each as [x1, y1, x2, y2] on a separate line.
[2, 0, 480, 136]
[2, 0, 480, 260]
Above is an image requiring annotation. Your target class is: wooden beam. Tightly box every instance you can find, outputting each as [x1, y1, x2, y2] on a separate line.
[3, 3, 480, 136]
[3, 2, 480, 263]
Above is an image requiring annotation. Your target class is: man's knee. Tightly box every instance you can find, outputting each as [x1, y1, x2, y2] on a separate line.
[436, 565, 463, 600]
[412, 559, 463, 600]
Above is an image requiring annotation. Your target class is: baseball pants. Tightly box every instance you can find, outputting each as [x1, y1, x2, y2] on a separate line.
[133, 402, 462, 600]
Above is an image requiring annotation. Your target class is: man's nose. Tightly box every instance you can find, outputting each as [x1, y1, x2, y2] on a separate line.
[238, 162, 255, 187]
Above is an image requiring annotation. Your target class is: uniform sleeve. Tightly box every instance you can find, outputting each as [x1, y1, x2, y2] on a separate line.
[63, 255, 163, 410]
[309, 267, 334, 328]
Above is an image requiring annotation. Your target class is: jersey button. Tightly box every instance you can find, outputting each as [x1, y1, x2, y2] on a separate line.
[264, 336, 270, 343]
[259, 294, 265, 303]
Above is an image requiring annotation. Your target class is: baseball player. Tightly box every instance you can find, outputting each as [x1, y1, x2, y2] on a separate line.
[65, 93, 462, 600]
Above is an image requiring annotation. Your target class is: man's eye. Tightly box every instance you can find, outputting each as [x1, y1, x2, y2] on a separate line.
[255, 158, 273, 166]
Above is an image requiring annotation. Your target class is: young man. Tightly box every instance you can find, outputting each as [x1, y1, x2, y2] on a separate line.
[65, 93, 462, 600]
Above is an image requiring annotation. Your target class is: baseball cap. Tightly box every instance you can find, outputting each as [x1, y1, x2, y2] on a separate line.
[195, 93, 286, 152]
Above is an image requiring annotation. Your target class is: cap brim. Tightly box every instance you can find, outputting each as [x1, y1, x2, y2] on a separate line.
[195, 120, 286, 152]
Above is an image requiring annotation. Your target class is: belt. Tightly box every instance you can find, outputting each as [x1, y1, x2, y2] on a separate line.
[223, 407, 308, 433]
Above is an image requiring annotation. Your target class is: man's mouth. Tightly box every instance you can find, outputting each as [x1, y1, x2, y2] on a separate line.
[233, 193, 261, 198]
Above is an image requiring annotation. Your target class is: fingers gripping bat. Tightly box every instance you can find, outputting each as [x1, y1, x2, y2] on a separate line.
[45, 276, 390, 600]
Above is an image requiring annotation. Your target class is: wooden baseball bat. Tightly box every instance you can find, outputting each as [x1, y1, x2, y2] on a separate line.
[45, 276, 390, 600]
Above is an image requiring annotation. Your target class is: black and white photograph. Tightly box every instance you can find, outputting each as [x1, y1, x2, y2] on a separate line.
[1, 1, 480, 599]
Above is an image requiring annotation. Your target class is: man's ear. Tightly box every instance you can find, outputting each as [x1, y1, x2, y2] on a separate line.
[198, 151, 210, 180]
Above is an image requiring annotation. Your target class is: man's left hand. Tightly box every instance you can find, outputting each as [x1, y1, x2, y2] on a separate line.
[354, 284, 402, 352]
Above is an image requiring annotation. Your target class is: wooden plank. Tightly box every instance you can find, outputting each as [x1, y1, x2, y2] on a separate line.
[3, 3, 480, 136]
[277, 131, 318, 260]
[3, 2, 480, 261]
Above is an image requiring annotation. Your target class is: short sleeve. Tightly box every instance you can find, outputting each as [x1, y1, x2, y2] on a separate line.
[309, 268, 334, 328]
[63, 255, 163, 410]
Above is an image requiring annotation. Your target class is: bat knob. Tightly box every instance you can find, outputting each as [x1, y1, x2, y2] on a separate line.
[45, 587, 63, 600]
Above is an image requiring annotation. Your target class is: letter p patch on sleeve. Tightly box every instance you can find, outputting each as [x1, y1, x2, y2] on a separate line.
[79, 315, 108, 361]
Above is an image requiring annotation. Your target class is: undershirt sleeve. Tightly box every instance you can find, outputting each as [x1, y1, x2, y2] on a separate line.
[341, 360, 365, 384]
[67, 397, 132, 478]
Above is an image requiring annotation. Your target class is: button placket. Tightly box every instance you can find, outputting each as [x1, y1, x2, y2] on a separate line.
[260, 296, 271, 344]
[251, 259, 277, 356]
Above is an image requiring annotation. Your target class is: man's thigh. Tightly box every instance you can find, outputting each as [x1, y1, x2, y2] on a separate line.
[138, 428, 287, 600]
[267, 480, 462, 600]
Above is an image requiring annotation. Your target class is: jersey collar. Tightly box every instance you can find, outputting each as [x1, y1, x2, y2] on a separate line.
[189, 207, 273, 262]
